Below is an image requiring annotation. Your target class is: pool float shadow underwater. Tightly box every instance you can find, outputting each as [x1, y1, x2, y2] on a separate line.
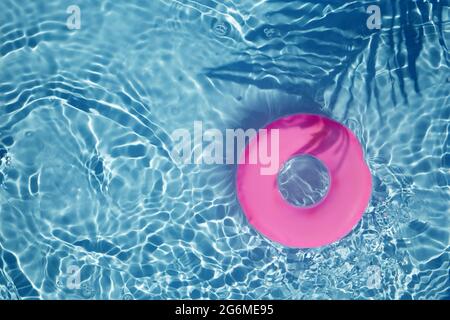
[236, 114, 372, 248]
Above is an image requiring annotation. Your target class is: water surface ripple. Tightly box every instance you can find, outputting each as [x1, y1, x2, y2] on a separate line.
[0, 0, 449, 299]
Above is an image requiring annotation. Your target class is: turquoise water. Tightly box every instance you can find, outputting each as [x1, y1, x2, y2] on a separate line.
[278, 154, 331, 208]
[0, 0, 449, 299]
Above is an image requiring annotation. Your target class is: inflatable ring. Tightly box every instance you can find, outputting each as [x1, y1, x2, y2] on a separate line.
[236, 114, 372, 248]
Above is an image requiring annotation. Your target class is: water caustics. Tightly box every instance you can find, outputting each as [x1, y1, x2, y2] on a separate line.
[0, 0, 449, 299]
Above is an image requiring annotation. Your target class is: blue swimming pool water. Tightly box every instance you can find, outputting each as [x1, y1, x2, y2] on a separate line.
[0, 0, 449, 300]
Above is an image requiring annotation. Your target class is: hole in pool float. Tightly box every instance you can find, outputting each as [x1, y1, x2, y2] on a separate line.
[277, 154, 330, 208]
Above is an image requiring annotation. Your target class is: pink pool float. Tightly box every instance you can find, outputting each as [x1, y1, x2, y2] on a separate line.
[236, 113, 372, 248]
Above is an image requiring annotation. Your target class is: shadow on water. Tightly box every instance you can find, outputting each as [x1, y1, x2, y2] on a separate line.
[216, 92, 333, 199]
